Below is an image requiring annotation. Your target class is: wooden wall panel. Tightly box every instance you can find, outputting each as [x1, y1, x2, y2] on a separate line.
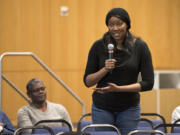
[48, 71, 92, 121]
[160, 89, 180, 123]
[0, 0, 180, 125]
[140, 90, 157, 113]
[0, 0, 51, 71]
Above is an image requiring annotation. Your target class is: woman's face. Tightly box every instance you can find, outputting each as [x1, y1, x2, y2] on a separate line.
[108, 16, 128, 42]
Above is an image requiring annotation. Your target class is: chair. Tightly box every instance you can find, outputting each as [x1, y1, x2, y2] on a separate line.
[33, 119, 72, 134]
[81, 124, 121, 135]
[137, 118, 154, 130]
[127, 129, 166, 135]
[154, 123, 180, 133]
[56, 132, 90, 135]
[141, 113, 167, 132]
[77, 113, 92, 132]
[172, 119, 180, 133]
[14, 125, 55, 135]
[141, 113, 166, 125]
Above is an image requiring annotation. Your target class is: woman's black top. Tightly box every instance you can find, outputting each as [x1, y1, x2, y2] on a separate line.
[83, 38, 154, 112]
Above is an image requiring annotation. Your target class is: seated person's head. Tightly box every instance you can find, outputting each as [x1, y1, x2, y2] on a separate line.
[26, 78, 46, 105]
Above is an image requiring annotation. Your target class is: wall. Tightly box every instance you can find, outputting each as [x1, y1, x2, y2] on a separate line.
[0, 0, 180, 125]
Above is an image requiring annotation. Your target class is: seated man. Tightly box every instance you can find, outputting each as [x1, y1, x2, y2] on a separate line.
[0, 110, 16, 134]
[17, 78, 73, 129]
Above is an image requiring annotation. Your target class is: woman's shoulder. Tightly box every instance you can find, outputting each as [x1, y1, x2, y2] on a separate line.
[93, 38, 103, 44]
[93, 38, 103, 46]
[89, 39, 104, 52]
[134, 38, 150, 51]
[135, 38, 147, 46]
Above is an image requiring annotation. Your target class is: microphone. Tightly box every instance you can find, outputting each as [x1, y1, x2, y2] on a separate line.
[108, 44, 114, 59]
[107, 44, 114, 74]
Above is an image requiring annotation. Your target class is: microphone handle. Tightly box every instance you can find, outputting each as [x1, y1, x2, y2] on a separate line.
[108, 52, 113, 59]
[108, 52, 113, 74]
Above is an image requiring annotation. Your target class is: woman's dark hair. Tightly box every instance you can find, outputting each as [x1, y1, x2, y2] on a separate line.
[102, 30, 135, 55]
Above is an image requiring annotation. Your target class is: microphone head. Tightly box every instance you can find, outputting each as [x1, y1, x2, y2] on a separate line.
[108, 44, 114, 50]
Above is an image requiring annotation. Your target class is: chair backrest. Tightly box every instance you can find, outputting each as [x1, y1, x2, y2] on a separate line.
[141, 113, 166, 124]
[33, 126, 70, 134]
[77, 121, 93, 132]
[127, 129, 166, 135]
[77, 113, 92, 132]
[137, 118, 154, 130]
[172, 127, 180, 133]
[33, 119, 72, 134]
[14, 125, 55, 135]
[154, 123, 180, 133]
[141, 113, 167, 132]
[172, 119, 180, 133]
[173, 119, 180, 124]
[81, 124, 121, 135]
[85, 131, 119, 135]
[166, 133, 179, 135]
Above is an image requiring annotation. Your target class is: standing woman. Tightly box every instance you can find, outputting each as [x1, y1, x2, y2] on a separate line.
[83, 8, 154, 135]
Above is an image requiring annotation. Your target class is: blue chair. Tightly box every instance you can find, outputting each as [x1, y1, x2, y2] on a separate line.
[141, 113, 167, 132]
[87, 131, 119, 135]
[137, 118, 154, 130]
[154, 123, 180, 134]
[33, 126, 70, 134]
[34, 119, 72, 134]
[172, 119, 180, 133]
[173, 126, 180, 133]
[14, 125, 55, 135]
[141, 113, 166, 125]
[77, 113, 92, 132]
[127, 129, 166, 135]
[162, 132, 180, 135]
[81, 124, 121, 135]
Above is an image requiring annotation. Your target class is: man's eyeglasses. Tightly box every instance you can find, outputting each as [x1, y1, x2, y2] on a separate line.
[32, 87, 46, 93]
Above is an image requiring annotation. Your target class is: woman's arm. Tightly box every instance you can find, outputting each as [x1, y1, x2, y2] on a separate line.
[94, 82, 141, 92]
[138, 41, 154, 91]
[85, 59, 116, 87]
[85, 67, 108, 87]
